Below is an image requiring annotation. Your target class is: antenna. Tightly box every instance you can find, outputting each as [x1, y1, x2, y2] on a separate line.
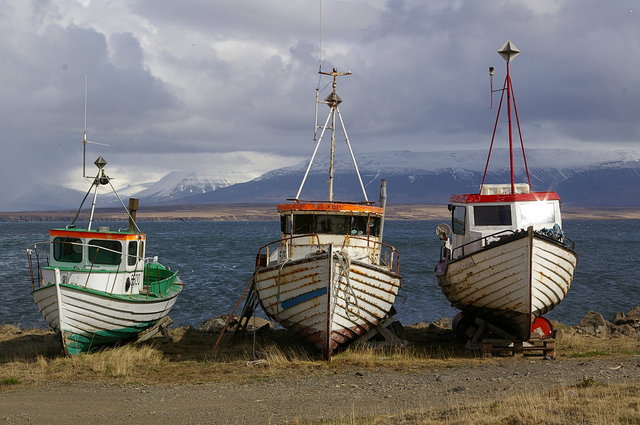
[488, 66, 495, 109]
[82, 73, 110, 178]
[319, 0, 323, 70]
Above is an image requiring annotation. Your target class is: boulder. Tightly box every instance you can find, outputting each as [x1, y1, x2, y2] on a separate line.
[430, 318, 453, 330]
[612, 312, 627, 325]
[627, 306, 640, 320]
[199, 315, 274, 333]
[577, 311, 609, 335]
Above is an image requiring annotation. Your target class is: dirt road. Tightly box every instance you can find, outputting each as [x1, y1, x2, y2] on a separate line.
[2, 356, 638, 425]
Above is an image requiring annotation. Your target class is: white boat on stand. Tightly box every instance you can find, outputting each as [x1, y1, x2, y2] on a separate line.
[27, 156, 183, 356]
[251, 68, 402, 359]
[434, 42, 578, 343]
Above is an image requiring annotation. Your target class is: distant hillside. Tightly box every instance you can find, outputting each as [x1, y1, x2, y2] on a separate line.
[5, 148, 640, 211]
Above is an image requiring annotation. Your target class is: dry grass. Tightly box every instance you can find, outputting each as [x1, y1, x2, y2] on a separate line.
[554, 325, 640, 358]
[0, 323, 638, 389]
[291, 383, 640, 425]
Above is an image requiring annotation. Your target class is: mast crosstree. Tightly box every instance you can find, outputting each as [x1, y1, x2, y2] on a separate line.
[295, 68, 369, 203]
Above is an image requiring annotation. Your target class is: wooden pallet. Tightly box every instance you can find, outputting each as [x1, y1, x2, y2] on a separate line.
[461, 317, 556, 358]
[480, 337, 555, 358]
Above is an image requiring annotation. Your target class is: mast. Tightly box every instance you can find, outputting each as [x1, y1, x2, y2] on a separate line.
[295, 68, 369, 203]
[320, 68, 350, 202]
[481, 41, 530, 195]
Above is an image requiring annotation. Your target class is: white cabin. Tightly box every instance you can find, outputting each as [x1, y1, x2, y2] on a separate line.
[446, 184, 563, 259]
[41, 227, 147, 295]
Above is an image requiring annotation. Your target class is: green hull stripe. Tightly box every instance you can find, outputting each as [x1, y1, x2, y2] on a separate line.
[62, 321, 158, 355]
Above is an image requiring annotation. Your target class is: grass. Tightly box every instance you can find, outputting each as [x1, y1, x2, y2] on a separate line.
[290, 383, 640, 425]
[0, 323, 638, 387]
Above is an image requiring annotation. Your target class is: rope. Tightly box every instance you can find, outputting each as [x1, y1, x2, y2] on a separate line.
[274, 258, 290, 321]
[333, 250, 360, 320]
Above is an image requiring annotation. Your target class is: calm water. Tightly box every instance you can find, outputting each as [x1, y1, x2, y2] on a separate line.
[1, 219, 637, 329]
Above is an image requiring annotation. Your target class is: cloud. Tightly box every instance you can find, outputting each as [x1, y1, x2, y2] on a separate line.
[1, 0, 639, 209]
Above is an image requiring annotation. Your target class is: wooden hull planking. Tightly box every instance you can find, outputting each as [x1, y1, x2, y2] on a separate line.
[436, 229, 577, 340]
[32, 283, 181, 355]
[254, 245, 401, 358]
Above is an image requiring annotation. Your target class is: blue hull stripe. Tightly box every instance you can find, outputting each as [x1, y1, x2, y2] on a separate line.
[281, 287, 328, 310]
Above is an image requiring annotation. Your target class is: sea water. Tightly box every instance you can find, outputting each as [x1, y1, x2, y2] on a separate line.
[0, 219, 637, 329]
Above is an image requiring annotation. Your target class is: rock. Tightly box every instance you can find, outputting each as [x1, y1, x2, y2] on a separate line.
[577, 311, 609, 335]
[199, 315, 274, 333]
[0, 324, 21, 334]
[611, 324, 637, 336]
[430, 318, 453, 330]
[436, 375, 452, 382]
[199, 315, 237, 333]
[627, 306, 640, 320]
[612, 312, 627, 325]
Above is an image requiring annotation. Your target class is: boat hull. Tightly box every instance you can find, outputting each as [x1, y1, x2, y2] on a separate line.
[435, 229, 577, 340]
[32, 282, 182, 355]
[254, 245, 401, 358]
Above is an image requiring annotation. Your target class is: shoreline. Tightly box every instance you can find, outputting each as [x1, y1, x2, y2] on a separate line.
[1, 203, 639, 222]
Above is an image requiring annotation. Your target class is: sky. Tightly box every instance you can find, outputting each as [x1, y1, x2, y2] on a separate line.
[1, 0, 639, 206]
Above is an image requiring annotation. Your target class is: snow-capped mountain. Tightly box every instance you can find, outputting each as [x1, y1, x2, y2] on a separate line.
[132, 171, 234, 204]
[181, 148, 640, 207]
[4, 148, 640, 212]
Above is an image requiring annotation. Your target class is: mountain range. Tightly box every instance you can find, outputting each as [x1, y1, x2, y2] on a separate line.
[7, 148, 640, 211]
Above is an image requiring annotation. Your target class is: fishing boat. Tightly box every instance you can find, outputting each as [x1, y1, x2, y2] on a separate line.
[251, 68, 402, 359]
[26, 101, 182, 355]
[434, 41, 578, 342]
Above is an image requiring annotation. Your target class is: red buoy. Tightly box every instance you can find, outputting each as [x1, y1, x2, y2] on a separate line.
[531, 316, 554, 339]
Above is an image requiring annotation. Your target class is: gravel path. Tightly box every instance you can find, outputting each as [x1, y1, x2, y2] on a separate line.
[1, 357, 639, 425]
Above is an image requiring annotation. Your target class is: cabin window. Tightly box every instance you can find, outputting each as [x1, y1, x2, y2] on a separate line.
[292, 214, 314, 234]
[474, 205, 512, 226]
[88, 240, 122, 265]
[53, 237, 82, 263]
[518, 202, 555, 227]
[128, 241, 138, 266]
[317, 215, 349, 234]
[365, 217, 381, 237]
[138, 241, 145, 260]
[452, 206, 466, 235]
[280, 215, 293, 234]
[286, 214, 381, 236]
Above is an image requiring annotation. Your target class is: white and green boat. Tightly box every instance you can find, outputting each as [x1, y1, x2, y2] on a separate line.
[27, 158, 183, 355]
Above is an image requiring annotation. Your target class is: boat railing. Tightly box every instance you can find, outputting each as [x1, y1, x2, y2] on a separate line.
[26, 242, 49, 291]
[26, 240, 144, 290]
[450, 229, 517, 259]
[342, 235, 400, 274]
[255, 234, 400, 274]
[255, 234, 324, 268]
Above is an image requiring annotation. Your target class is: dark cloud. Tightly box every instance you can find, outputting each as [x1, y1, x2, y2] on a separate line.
[1, 0, 639, 209]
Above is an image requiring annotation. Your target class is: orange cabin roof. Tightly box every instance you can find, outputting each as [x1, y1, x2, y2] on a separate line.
[49, 228, 145, 241]
[277, 202, 383, 215]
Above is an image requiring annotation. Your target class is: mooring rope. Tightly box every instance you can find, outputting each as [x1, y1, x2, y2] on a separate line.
[333, 250, 360, 321]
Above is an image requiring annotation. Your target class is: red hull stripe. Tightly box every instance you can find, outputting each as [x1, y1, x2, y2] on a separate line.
[449, 192, 561, 203]
[277, 203, 383, 214]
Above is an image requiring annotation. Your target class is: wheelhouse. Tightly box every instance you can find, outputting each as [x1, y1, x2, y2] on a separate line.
[49, 227, 146, 272]
[278, 202, 383, 238]
[446, 184, 563, 258]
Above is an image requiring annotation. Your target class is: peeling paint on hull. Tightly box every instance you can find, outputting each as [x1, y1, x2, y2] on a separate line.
[436, 229, 577, 340]
[254, 245, 401, 358]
